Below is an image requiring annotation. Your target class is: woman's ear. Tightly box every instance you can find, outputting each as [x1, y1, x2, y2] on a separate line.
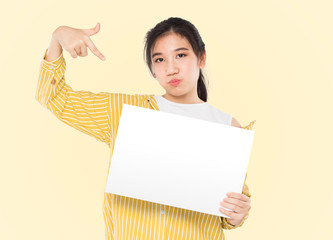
[199, 51, 206, 69]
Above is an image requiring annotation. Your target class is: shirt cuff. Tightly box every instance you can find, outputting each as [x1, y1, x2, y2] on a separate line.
[41, 48, 64, 71]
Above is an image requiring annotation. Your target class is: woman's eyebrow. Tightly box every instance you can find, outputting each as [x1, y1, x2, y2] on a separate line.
[152, 47, 189, 58]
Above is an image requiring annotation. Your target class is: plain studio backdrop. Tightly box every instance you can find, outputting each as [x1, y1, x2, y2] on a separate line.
[0, 0, 332, 239]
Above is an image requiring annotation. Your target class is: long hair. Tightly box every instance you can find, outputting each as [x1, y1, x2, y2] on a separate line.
[143, 17, 208, 102]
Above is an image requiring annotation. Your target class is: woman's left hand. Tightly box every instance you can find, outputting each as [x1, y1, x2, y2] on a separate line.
[219, 192, 251, 226]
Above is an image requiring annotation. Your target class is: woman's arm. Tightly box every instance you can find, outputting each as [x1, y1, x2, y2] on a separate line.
[35, 48, 112, 146]
[36, 48, 141, 148]
[36, 25, 140, 148]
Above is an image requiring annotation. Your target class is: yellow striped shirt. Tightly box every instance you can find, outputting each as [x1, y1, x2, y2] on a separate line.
[36, 48, 255, 240]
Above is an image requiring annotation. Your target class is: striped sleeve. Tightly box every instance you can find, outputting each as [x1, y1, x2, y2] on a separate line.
[35, 48, 112, 147]
[221, 120, 256, 230]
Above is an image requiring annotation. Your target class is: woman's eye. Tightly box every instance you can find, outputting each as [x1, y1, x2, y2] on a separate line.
[155, 58, 163, 63]
[154, 54, 186, 63]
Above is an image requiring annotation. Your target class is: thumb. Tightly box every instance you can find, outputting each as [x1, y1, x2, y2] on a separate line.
[82, 22, 100, 36]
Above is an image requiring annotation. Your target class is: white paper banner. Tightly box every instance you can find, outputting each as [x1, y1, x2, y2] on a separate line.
[105, 104, 255, 217]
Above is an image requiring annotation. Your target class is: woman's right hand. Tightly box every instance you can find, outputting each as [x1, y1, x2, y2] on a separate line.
[52, 23, 106, 61]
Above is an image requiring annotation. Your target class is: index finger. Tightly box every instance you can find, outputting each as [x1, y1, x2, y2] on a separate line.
[85, 37, 105, 61]
[227, 192, 250, 202]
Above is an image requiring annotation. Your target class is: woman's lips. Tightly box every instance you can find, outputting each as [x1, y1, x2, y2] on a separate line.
[169, 80, 181, 86]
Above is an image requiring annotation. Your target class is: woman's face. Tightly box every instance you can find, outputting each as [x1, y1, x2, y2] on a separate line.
[151, 32, 206, 103]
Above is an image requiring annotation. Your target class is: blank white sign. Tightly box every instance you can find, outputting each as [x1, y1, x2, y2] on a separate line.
[105, 104, 255, 218]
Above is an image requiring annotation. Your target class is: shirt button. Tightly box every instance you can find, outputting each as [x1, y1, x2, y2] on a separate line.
[160, 210, 165, 214]
[51, 78, 56, 85]
[50, 66, 54, 69]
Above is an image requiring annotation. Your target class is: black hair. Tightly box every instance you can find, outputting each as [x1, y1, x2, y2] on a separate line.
[143, 17, 208, 102]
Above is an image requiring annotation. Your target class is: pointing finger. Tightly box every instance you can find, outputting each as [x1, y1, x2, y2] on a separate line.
[85, 37, 105, 61]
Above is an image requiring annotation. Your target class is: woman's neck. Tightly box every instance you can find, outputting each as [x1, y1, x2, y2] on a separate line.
[162, 93, 205, 104]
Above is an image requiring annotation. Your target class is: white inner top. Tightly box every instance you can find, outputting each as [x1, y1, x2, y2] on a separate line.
[153, 95, 232, 126]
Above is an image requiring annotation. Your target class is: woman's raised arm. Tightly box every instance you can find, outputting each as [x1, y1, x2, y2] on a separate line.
[35, 24, 133, 148]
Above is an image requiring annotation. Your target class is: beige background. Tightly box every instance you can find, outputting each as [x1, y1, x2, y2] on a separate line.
[1, 0, 332, 239]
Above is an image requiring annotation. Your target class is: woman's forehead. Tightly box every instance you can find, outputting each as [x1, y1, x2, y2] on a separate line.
[152, 33, 192, 52]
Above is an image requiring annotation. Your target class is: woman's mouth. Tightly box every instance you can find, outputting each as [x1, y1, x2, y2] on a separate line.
[169, 80, 181, 86]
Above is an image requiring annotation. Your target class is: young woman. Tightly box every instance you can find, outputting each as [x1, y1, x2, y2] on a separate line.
[36, 17, 255, 240]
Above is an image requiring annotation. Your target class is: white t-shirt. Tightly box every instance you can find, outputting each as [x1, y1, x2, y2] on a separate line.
[153, 95, 232, 126]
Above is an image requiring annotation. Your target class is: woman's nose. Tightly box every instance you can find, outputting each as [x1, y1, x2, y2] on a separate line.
[166, 60, 179, 75]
